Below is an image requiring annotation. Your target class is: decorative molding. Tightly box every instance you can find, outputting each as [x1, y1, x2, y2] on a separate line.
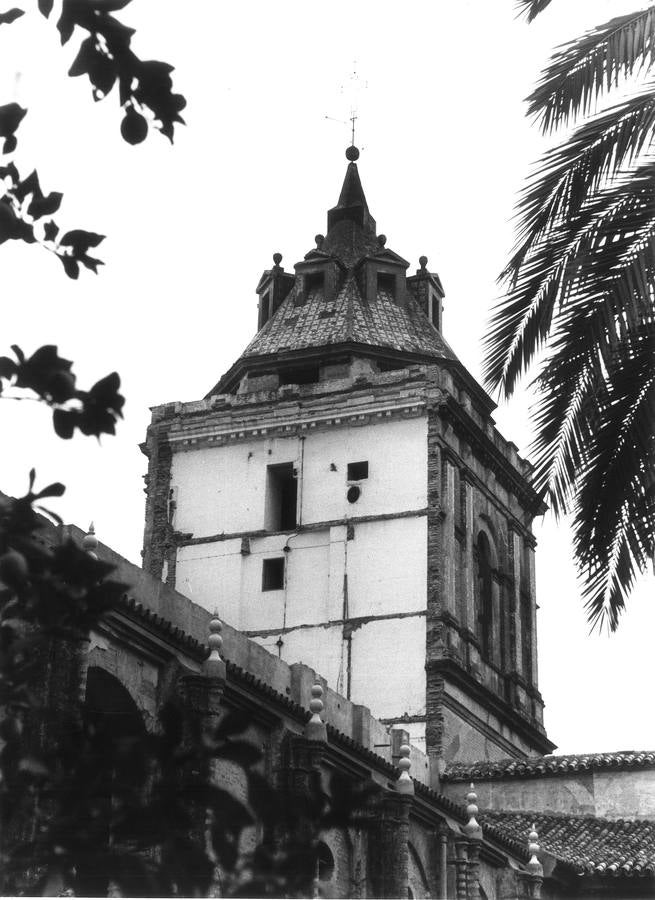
[438, 398, 545, 516]
[426, 658, 555, 755]
[167, 399, 427, 449]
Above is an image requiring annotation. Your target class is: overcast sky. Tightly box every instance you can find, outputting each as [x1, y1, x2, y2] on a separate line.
[2, 0, 653, 755]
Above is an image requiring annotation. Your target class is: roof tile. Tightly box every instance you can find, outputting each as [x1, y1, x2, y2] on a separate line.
[443, 751, 655, 781]
[242, 277, 455, 361]
[483, 811, 655, 878]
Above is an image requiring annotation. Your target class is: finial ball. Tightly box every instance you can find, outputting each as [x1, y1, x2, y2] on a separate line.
[83, 523, 98, 554]
[377, 234, 387, 247]
[315, 234, 324, 248]
[419, 255, 428, 269]
[273, 252, 283, 266]
[346, 145, 360, 162]
[208, 614, 223, 651]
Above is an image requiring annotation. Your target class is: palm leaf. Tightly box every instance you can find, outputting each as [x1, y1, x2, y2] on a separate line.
[504, 85, 655, 286]
[573, 326, 655, 629]
[516, 0, 554, 22]
[485, 161, 655, 396]
[531, 250, 655, 516]
[528, 6, 655, 132]
[496, 3, 655, 628]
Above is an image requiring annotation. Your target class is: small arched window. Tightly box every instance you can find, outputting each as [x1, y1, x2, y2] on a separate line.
[476, 532, 493, 659]
[316, 841, 335, 882]
[521, 592, 533, 682]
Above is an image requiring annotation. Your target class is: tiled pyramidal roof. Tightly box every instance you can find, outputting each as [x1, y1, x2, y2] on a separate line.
[242, 279, 455, 360]
[444, 751, 655, 781]
[483, 811, 655, 877]
[215, 146, 456, 395]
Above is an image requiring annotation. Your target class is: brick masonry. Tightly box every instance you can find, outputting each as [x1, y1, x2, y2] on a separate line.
[141, 432, 174, 582]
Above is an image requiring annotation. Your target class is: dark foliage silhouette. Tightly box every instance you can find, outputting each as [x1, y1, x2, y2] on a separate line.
[485, 1, 655, 628]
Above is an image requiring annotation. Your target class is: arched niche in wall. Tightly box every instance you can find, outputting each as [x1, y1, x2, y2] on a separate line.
[407, 841, 431, 899]
[474, 529, 495, 661]
[79, 666, 148, 895]
[316, 829, 353, 899]
[85, 665, 147, 740]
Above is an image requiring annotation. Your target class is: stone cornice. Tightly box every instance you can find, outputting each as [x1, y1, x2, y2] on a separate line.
[160, 394, 428, 450]
[438, 398, 546, 516]
[433, 437, 535, 543]
[426, 657, 556, 755]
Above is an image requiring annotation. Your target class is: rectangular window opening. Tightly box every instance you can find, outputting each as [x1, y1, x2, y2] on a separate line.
[347, 460, 369, 481]
[265, 462, 298, 531]
[377, 359, 406, 373]
[377, 271, 396, 297]
[305, 270, 325, 295]
[262, 557, 285, 591]
[279, 365, 319, 386]
[430, 292, 440, 328]
[259, 290, 272, 328]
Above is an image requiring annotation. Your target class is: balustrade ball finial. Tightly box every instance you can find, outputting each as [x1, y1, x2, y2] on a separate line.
[82, 522, 98, 559]
[304, 678, 327, 742]
[397, 742, 415, 795]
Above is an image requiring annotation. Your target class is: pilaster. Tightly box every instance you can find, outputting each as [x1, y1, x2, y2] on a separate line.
[373, 792, 413, 899]
[141, 434, 173, 580]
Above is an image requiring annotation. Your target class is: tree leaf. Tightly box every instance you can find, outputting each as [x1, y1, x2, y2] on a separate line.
[34, 482, 66, 500]
[0, 8, 24, 25]
[60, 229, 105, 254]
[0, 102, 26, 137]
[52, 408, 77, 439]
[43, 220, 59, 242]
[28, 191, 62, 219]
[60, 255, 80, 279]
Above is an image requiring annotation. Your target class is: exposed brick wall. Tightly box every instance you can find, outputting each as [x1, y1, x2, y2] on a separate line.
[425, 406, 446, 773]
[142, 432, 173, 581]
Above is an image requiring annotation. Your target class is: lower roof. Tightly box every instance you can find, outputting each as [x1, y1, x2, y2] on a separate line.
[444, 751, 655, 781]
[484, 810, 655, 878]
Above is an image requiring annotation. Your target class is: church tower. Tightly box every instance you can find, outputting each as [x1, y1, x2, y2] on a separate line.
[141, 147, 555, 778]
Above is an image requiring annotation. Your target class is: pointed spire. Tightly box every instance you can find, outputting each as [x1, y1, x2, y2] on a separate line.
[463, 783, 483, 840]
[327, 146, 376, 235]
[304, 678, 327, 742]
[396, 742, 414, 795]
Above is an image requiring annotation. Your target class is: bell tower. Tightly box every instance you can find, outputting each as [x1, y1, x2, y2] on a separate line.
[141, 147, 555, 779]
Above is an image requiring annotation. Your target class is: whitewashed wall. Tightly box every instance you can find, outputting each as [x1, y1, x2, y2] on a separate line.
[171, 417, 427, 536]
[172, 415, 428, 728]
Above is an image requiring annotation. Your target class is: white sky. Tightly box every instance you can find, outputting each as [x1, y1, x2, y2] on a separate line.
[2, 0, 653, 755]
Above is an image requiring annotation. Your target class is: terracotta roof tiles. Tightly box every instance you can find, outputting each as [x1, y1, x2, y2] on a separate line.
[242, 277, 454, 361]
[483, 811, 655, 878]
[443, 751, 655, 781]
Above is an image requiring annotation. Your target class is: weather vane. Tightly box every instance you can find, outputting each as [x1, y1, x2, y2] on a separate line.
[325, 61, 368, 148]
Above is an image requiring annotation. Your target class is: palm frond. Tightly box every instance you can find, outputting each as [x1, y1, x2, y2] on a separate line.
[573, 326, 655, 629]
[484, 161, 655, 396]
[504, 85, 655, 285]
[531, 241, 655, 516]
[516, 0, 554, 22]
[528, 6, 655, 132]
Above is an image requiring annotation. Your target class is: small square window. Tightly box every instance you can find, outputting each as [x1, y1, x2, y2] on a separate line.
[305, 271, 325, 294]
[347, 461, 369, 481]
[262, 557, 285, 591]
[377, 272, 395, 297]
